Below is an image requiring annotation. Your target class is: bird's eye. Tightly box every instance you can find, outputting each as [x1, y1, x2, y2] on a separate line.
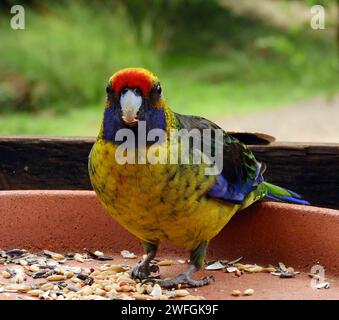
[106, 85, 113, 94]
[121, 88, 128, 95]
[133, 88, 141, 96]
[156, 84, 162, 95]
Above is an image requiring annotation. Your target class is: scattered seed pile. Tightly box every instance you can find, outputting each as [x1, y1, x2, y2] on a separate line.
[204, 257, 330, 294]
[0, 249, 329, 300]
[0, 249, 203, 300]
[205, 258, 299, 278]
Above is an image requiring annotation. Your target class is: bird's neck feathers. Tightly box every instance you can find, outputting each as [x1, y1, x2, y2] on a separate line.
[163, 101, 178, 132]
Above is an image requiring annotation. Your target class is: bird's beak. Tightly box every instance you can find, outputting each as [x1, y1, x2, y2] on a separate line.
[120, 88, 142, 126]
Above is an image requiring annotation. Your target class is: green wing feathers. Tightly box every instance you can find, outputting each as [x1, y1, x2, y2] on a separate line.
[174, 112, 309, 207]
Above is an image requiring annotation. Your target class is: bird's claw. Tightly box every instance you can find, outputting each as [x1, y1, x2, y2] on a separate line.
[140, 276, 161, 285]
[131, 261, 159, 280]
[131, 262, 150, 280]
[151, 273, 215, 288]
[149, 263, 160, 273]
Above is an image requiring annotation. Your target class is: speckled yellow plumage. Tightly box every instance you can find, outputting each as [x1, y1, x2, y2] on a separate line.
[89, 136, 241, 251]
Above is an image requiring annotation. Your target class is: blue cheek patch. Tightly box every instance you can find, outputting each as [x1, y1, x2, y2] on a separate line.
[103, 104, 167, 144]
[103, 107, 115, 141]
[144, 108, 167, 133]
[103, 107, 124, 142]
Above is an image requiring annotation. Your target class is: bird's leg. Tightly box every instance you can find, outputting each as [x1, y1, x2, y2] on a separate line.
[156, 241, 214, 288]
[131, 242, 158, 280]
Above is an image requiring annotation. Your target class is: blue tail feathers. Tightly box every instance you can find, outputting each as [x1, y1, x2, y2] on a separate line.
[262, 182, 310, 205]
[266, 194, 310, 205]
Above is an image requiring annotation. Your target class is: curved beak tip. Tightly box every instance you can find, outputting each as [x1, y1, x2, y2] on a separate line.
[122, 115, 139, 126]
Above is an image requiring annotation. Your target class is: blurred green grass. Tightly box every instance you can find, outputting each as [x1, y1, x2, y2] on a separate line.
[0, 0, 337, 136]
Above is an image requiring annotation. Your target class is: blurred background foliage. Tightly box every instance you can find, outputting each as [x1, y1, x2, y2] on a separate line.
[0, 0, 337, 135]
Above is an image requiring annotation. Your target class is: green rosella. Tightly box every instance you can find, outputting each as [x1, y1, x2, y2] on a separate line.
[88, 68, 309, 288]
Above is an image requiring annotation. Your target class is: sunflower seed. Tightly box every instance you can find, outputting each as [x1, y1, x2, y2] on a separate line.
[100, 265, 127, 274]
[28, 289, 44, 297]
[17, 296, 36, 300]
[5, 284, 31, 293]
[12, 274, 25, 284]
[278, 262, 287, 272]
[2, 270, 11, 279]
[70, 277, 84, 284]
[118, 284, 136, 292]
[64, 266, 82, 274]
[149, 284, 162, 297]
[74, 253, 85, 263]
[64, 271, 74, 279]
[65, 253, 75, 259]
[77, 274, 94, 285]
[6, 249, 25, 257]
[94, 288, 106, 296]
[264, 266, 276, 273]
[243, 288, 254, 296]
[121, 250, 137, 259]
[41, 290, 52, 299]
[19, 260, 28, 266]
[231, 289, 241, 296]
[205, 261, 224, 270]
[50, 292, 58, 300]
[29, 265, 40, 272]
[174, 289, 190, 297]
[247, 266, 263, 273]
[66, 283, 80, 292]
[158, 259, 175, 266]
[133, 294, 151, 300]
[40, 282, 54, 291]
[31, 270, 54, 279]
[79, 286, 93, 296]
[47, 275, 67, 281]
[85, 249, 113, 261]
[43, 250, 62, 260]
[316, 282, 330, 289]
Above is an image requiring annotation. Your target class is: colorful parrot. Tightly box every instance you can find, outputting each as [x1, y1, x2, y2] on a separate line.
[88, 68, 309, 288]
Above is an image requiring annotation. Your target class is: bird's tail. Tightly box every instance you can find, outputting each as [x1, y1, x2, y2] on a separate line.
[261, 181, 310, 205]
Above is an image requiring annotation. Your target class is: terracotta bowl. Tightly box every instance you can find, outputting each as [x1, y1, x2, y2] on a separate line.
[1, 190, 338, 299]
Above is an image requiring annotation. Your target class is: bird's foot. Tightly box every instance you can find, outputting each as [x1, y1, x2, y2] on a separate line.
[153, 273, 214, 288]
[131, 261, 159, 280]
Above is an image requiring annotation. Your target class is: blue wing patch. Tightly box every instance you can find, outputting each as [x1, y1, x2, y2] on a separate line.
[207, 163, 264, 204]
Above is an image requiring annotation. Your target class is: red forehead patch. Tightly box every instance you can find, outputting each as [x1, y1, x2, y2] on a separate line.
[111, 70, 153, 96]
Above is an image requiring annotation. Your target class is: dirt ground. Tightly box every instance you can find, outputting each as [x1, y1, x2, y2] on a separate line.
[214, 95, 339, 143]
